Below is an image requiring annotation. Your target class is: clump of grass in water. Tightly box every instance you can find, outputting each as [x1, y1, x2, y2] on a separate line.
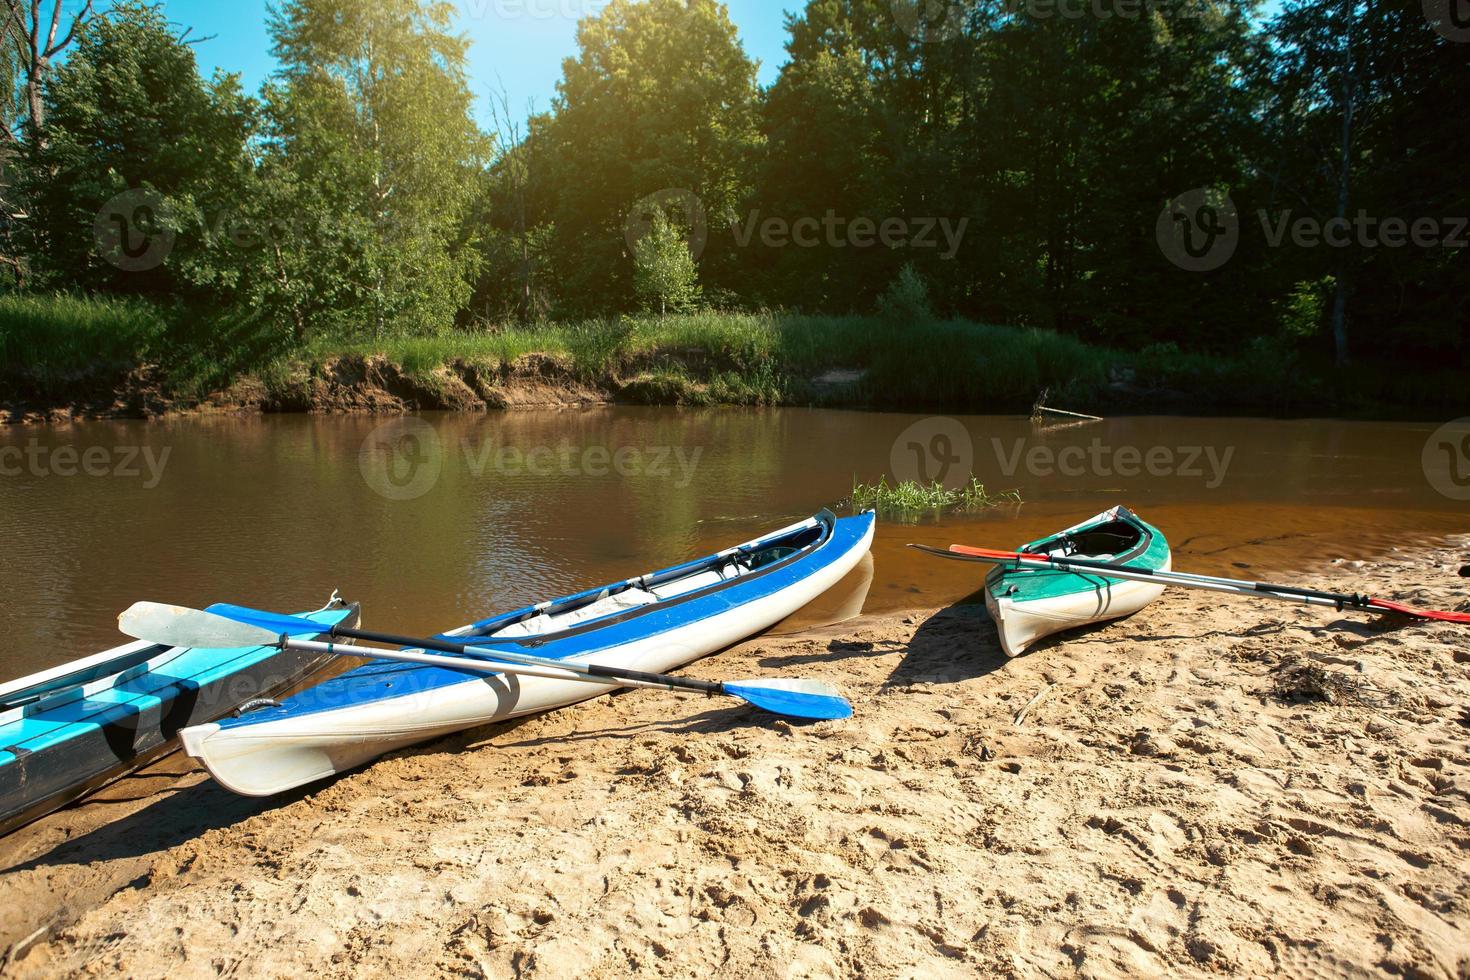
[851, 476, 1021, 519]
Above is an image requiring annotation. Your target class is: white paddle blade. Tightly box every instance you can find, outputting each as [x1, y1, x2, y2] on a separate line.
[118, 602, 283, 650]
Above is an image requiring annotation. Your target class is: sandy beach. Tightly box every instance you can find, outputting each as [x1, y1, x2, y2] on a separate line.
[2, 537, 1467, 978]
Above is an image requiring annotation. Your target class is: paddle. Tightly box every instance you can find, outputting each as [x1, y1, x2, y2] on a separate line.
[909, 544, 1470, 624]
[117, 602, 853, 721]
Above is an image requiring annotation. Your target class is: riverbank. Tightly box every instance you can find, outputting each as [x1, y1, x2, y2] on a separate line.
[2, 301, 1460, 423]
[2, 536, 1466, 977]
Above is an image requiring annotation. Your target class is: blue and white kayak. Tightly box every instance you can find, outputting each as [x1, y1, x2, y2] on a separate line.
[0, 596, 358, 835]
[181, 510, 876, 797]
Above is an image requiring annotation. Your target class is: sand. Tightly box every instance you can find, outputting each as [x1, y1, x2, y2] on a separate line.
[2, 538, 1468, 978]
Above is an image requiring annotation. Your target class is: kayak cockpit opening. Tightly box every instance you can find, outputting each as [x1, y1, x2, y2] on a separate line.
[745, 545, 801, 570]
[472, 515, 832, 642]
[1033, 519, 1146, 561]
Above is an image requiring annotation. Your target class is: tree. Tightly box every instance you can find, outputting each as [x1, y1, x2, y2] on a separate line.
[1263, 0, 1468, 365]
[3, 0, 95, 144]
[1265, 0, 1374, 365]
[962, 0, 1263, 344]
[634, 211, 700, 315]
[25, 1, 255, 299]
[755, 7, 891, 310]
[262, 0, 488, 339]
[1, 0, 97, 282]
[540, 0, 762, 312]
[468, 87, 556, 324]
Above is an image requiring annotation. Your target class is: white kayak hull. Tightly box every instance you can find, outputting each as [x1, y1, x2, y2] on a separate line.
[986, 555, 1171, 657]
[984, 507, 1172, 657]
[181, 512, 875, 796]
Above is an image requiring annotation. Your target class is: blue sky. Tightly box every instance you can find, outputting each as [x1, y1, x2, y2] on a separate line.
[157, 0, 795, 125]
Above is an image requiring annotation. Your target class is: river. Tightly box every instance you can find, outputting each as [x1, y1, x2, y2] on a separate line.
[1, 409, 1464, 679]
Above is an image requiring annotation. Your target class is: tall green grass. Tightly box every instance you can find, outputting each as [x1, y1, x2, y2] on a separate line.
[0, 293, 167, 388]
[3, 296, 1453, 417]
[851, 476, 1023, 521]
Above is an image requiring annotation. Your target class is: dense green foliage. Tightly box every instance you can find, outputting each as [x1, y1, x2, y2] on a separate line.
[0, 0, 1463, 401]
[23, 3, 255, 301]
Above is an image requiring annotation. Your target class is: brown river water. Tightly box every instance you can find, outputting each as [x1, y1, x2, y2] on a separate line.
[1, 409, 1465, 680]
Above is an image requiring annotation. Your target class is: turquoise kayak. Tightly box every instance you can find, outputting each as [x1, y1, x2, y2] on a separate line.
[0, 596, 358, 836]
[983, 507, 1172, 656]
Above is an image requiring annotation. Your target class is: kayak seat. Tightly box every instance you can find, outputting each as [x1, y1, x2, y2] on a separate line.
[492, 588, 659, 638]
[649, 562, 747, 600]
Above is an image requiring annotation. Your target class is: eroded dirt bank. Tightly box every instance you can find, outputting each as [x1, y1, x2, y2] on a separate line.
[2, 539, 1468, 978]
[0, 354, 617, 425]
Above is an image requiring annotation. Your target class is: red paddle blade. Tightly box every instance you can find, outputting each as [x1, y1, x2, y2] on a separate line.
[1368, 598, 1470, 624]
[950, 545, 1026, 561]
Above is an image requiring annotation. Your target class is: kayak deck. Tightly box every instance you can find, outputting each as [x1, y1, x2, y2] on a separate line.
[0, 598, 358, 836]
[181, 511, 876, 797]
[986, 510, 1170, 605]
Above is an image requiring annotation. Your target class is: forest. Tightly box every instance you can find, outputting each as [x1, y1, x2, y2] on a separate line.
[0, 0, 1465, 415]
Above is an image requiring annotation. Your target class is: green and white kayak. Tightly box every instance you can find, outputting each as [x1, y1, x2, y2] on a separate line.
[983, 507, 1171, 657]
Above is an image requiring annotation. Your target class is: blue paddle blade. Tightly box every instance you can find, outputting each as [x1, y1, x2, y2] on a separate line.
[207, 603, 331, 638]
[723, 679, 853, 721]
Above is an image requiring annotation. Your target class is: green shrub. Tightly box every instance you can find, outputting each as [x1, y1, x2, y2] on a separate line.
[876, 263, 934, 326]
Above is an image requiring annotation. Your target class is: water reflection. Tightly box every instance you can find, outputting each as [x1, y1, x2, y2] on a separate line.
[0, 409, 1462, 678]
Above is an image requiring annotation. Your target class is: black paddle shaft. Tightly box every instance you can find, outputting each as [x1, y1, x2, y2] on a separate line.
[325, 624, 723, 695]
[1037, 554, 1374, 611]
